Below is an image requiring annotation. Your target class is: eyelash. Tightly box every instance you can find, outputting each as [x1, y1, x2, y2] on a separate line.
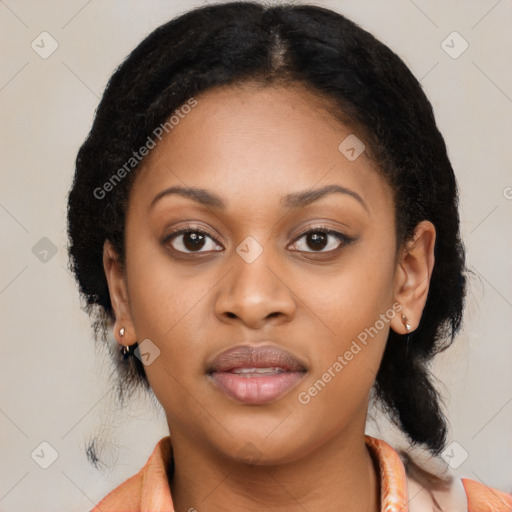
[162, 223, 355, 256]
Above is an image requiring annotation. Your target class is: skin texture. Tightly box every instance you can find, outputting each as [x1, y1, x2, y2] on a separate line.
[103, 83, 436, 512]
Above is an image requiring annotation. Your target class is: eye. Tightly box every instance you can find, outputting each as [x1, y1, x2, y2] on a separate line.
[162, 224, 223, 254]
[289, 227, 353, 253]
[162, 224, 354, 256]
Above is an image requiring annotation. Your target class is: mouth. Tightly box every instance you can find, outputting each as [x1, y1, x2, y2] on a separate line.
[206, 345, 307, 405]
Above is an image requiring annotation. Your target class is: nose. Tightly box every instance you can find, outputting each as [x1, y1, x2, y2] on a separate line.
[213, 250, 297, 329]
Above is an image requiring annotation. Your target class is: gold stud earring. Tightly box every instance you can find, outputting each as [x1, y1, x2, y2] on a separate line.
[401, 314, 412, 333]
[118, 326, 136, 359]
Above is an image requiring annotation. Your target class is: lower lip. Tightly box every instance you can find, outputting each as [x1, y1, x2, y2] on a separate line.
[209, 371, 305, 404]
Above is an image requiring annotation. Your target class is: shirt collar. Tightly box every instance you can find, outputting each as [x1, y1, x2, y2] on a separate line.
[365, 435, 409, 511]
[136, 434, 409, 511]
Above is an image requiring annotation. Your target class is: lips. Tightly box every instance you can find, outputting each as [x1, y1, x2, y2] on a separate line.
[207, 345, 307, 404]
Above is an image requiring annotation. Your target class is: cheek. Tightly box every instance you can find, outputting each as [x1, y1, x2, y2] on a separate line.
[126, 270, 210, 363]
[124, 214, 201, 337]
[294, 235, 397, 402]
[123, 226, 209, 385]
[306, 235, 396, 344]
[124, 269, 210, 420]
[293, 307, 392, 440]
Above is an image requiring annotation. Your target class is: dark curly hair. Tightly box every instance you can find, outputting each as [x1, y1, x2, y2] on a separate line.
[67, 1, 466, 458]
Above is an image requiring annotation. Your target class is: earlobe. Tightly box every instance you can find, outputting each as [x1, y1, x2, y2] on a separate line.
[390, 221, 436, 335]
[102, 240, 136, 345]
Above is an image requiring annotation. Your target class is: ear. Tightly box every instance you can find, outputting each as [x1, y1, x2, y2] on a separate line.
[103, 240, 136, 345]
[390, 220, 436, 335]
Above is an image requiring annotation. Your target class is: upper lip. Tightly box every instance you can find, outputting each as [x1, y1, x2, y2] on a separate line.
[208, 344, 307, 373]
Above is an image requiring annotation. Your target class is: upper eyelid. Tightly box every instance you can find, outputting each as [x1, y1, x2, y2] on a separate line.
[164, 224, 348, 238]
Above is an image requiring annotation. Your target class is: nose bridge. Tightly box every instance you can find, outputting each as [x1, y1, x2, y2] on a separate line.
[214, 234, 296, 326]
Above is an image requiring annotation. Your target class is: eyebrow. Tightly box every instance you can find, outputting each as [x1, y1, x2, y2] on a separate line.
[150, 184, 368, 212]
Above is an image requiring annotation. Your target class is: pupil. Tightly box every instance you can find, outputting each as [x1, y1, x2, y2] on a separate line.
[184, 232, 205, 251]
[308, 232, 327, 251]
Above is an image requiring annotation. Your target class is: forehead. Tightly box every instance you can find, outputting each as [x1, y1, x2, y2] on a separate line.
[129, 83, 393, 218]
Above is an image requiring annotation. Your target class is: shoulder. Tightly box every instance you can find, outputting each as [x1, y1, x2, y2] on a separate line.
[407, 470, 512, 512]
[366, 434, 512, 512]
[405, 457, 512, 512]
[461, 477, 512, 512]
[89, 436, 173, 512]
[89, 470, 143, 512]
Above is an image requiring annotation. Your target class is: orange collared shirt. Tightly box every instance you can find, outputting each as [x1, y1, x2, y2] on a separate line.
[90, 435, 512, 512]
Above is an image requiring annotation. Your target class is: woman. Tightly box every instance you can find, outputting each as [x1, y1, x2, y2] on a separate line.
[66, 1, 512, 510]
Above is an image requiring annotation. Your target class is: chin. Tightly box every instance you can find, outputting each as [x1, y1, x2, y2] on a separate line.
[210, 417, 318, 467]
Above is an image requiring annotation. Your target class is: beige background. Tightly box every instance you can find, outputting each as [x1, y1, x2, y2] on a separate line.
[1, 0, 511, 510]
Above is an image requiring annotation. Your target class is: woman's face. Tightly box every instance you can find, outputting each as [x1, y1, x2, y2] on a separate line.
[105, 83, 423, 464]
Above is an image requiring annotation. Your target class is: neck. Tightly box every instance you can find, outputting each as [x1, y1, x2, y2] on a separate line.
[168, 428, 380, 512]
